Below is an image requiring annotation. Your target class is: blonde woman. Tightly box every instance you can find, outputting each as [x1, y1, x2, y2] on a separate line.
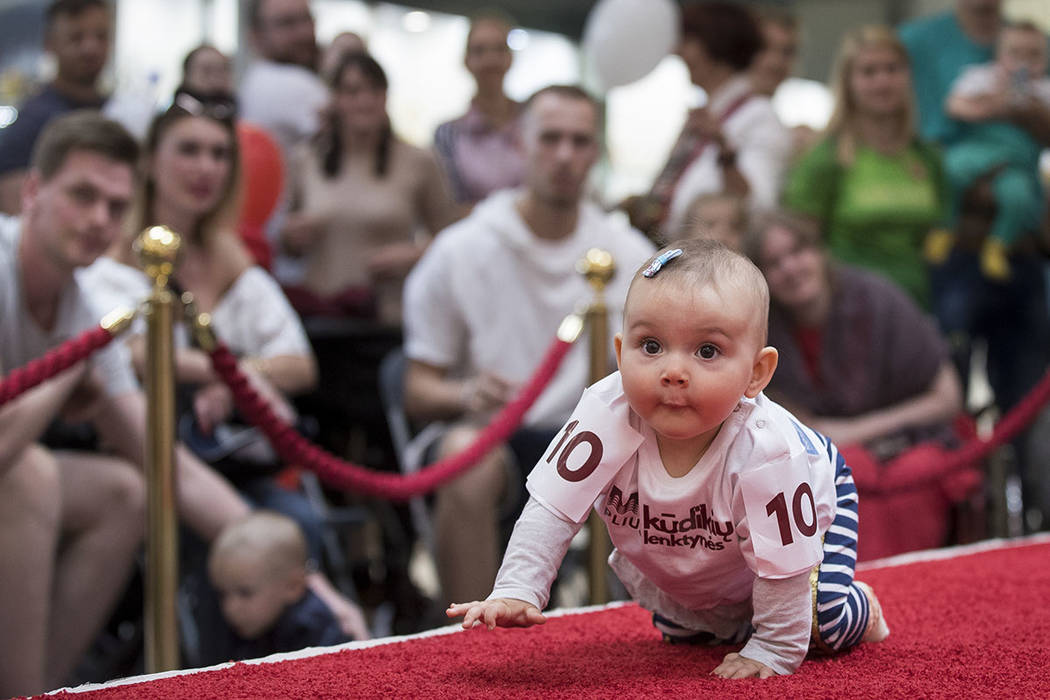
[783, 25, 947, 309]
[79, 87, 369, 641]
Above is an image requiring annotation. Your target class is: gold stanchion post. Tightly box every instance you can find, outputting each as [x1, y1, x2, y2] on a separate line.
[135, 225, 182, 672]
[577, 248, 615, 605]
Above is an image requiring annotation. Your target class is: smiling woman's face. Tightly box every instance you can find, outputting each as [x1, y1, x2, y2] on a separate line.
[150, 115, 233, 219]
[757, 224, 828, 313]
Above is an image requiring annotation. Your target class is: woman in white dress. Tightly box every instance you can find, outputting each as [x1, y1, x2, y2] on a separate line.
[79, 86, 369, 641]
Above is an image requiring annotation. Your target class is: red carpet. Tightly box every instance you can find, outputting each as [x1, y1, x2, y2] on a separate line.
[44, 536, 1050, 699]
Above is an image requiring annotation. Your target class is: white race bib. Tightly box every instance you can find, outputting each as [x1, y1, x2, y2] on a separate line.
[527, 389, 644, 523]
[739, 452, 823, 577]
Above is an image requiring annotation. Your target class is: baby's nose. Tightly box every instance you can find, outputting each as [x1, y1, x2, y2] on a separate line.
[660, 365, 689, 387]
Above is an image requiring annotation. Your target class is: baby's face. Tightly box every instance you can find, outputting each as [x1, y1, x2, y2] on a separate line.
[211, 551, 301, 640]
[616, 276, 767, 455]
[999, 28, 1048, 78]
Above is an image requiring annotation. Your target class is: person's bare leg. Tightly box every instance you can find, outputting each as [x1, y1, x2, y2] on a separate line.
[433, 426, 509, 604]
[172, 444, 251, 540]
[0, 445, 61, 698]
[45, 452, 145, 688]
[94, 393, 250, 542]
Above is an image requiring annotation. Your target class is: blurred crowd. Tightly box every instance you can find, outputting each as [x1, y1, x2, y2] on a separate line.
[0, 0, 1048, 695]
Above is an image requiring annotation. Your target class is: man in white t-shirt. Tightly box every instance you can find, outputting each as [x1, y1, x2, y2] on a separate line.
[239, 0, 327, 156]
[0, 112, 251, 696]
[239, 0, 329, 284]
[402, 85, 655, 605]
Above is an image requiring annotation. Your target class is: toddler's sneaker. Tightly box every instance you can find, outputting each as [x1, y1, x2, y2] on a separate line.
[856, 581, 890, 643]
[980, 237, 1011, 281]
[923, 228, 954, 264]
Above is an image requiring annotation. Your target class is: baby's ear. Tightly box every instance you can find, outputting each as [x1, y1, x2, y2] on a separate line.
[613, 333, 624, 369]
[744, 346, 778, 398]
[285, 571, 308, 603]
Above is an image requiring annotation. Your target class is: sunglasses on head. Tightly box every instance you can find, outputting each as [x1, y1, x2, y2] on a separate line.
[171, 91, 237, 124]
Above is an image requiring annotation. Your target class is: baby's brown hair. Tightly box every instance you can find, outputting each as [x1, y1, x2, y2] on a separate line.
[627, 238, 770, 345]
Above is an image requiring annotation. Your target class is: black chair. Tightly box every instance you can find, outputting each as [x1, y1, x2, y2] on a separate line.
[377, 347, 446, 562]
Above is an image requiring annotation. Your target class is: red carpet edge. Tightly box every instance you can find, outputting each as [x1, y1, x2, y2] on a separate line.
[42, 532, 1050, 699]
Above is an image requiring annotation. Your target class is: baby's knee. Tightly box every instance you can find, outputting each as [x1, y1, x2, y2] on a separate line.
[993, 170, 1041, 209]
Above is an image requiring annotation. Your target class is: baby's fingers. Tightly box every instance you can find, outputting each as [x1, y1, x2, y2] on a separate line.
[525, 607, 547, 626]
[445, 601, 474, 618]
[446, 601, 484, 629]
[462, 607, 486, 629]
[482, 604, 506, 630]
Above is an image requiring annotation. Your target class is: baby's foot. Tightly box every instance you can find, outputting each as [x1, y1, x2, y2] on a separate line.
[855, 581, 890, 643]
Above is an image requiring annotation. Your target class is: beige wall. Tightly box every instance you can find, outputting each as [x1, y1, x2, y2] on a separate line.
[1005, 0, 1050, 30]
[794, 0, 894, 83]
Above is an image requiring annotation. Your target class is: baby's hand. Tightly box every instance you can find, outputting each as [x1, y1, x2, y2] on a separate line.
[711, 652, 776, 679]
[446, 598, 546, 630]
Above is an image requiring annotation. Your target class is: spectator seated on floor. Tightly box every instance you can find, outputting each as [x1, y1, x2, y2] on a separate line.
[200, 511, 350, 665]
[746, 211, 977, 560]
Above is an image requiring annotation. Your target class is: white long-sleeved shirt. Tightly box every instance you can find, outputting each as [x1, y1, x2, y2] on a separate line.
[493, 372, 837, 675]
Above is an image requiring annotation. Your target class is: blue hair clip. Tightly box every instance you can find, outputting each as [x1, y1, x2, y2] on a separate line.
[642, 248, 683, 278]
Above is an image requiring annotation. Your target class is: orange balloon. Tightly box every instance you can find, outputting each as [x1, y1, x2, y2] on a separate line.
[236, 122, 285, 270]
[237, 122, 284, 227]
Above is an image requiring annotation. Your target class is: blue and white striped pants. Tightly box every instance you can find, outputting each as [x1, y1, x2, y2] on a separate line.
[811, 437, 870, 652]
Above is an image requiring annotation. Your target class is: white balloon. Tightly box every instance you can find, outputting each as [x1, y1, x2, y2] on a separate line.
[582, 0, 680, 92]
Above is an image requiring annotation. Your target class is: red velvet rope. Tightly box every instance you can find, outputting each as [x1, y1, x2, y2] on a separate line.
[210, 336, 574, 501]
[0, 325, 115, 407]
[850, 365, 1050, 496]
[938, 366, 1050, 470]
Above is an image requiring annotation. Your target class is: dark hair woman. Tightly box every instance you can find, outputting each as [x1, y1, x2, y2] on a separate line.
[630, 0, 792, 242]
[280, 52, 455, 324]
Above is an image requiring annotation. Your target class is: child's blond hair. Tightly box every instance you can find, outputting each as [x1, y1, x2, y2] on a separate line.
[677, 192, 748, 244]
[209, 510, 308, 580]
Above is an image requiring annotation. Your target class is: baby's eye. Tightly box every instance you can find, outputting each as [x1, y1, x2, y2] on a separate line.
[641, 339, 661, 355]
[697, 344, 719, 360]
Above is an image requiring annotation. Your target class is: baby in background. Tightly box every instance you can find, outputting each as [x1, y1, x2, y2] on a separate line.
[202, 510, 350, 664]
[447, 239, 888, 677]
[677, 192, 748, 252]
[942, 20, 1050, 279]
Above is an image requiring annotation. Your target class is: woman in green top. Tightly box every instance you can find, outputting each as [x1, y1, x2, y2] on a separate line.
[784, 25, 947, 309]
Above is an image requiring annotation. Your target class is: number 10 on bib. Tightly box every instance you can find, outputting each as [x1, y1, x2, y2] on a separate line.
[738, 453, 823, 577]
